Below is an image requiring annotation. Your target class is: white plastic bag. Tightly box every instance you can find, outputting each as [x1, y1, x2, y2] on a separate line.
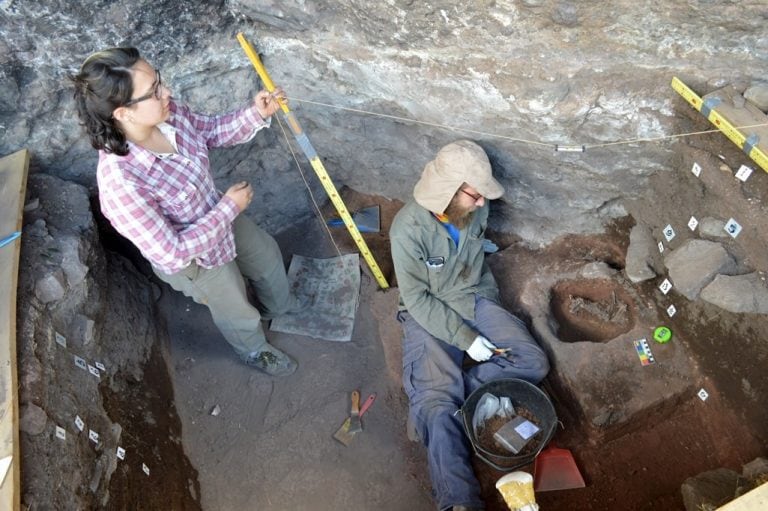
[498, 396, 516, 419]
[472, 393, 500, 436]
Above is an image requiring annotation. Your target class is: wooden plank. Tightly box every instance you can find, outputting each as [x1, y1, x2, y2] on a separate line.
[0, 149, 30, 511]
[717, 481, 768, 511]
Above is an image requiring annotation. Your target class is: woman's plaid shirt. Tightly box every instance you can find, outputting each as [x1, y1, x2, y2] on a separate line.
[97, 100, 270, 274]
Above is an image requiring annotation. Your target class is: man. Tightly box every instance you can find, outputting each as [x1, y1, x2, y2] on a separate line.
[390, 140, 550, 511]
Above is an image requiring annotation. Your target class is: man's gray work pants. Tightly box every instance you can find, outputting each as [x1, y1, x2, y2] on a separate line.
[398, 295, 550, 511]
[154, 214, 292, 359]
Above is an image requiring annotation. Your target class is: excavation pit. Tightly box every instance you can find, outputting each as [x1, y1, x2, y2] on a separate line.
[550, 278, 636, 343]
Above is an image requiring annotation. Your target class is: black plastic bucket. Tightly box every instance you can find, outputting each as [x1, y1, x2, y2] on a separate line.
[459, 378, 557, 472]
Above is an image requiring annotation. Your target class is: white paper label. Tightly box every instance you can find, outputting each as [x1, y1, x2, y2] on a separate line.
[142, 463, 150, 476]
[514, 419, 540, 440]
[75, 415, 85, 432]
[667, 304, 677, 317]
[659, 279, 673, 295]
[691, 162, 702, 177]
[55, 426, 66, 440]
[724, 218, 742, 238]
[88, 365, 101, 379]
[688, 216, 698, 231]
[89, 430, 99, 444]
[95, 362, 106, 372]
[735, 165, 753, 182]
[697, 388, 709, 401]
[117, 447, 126, 460]
[74, 356, 87, 370]
[663, 224, 675, 242]
[55, 332, 67, 348]
[658, 241, 664, 254]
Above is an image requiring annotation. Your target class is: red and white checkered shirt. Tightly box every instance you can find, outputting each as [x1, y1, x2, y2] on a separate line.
[97, 99, 270, 274]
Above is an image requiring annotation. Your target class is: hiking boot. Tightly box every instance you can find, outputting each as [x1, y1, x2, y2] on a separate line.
[245, 344, 298, 377]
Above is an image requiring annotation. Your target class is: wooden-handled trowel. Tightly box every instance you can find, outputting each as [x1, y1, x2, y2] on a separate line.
[333, 392, 376, 446]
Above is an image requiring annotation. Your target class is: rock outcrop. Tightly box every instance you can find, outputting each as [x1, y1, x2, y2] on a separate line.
[17, 174, 200, 510]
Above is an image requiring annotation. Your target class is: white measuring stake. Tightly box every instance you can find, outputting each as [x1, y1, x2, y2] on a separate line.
[697, 389, 709, 401]
[55, 332, 67, 348]
[95, 362, 106, 372]
[691, 162, 702, 177]
[74, 415, 85, 432]
[735, 165, 753, 182]
[88, 430, 99, 444]
[658, 241, 664, 254]
[724, 218, 742, 238]
[116, 447, 126, 460]
[55, 426, 66, 441]
[667, 304, 677, 317]
[663, 224, 676, 242]
[659, 279, 673, 295]
[142, 463, 150, 476]
[688, 216, 698, 231]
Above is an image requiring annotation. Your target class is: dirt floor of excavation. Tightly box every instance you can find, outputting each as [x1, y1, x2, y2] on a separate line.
[140, 186, 766, 511]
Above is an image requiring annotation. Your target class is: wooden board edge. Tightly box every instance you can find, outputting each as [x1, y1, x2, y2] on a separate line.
[0, 148, 30, 511]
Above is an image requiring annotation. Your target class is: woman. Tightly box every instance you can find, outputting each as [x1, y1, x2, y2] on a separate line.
[71, 47, 298, 376]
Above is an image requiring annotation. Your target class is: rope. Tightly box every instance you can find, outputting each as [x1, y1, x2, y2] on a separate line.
[287, 96, 768, 151]
[269, 94, 767, 252]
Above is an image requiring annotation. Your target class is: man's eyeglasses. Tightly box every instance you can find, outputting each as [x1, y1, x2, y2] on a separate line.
[124, 70, 163, 106]
[459, 188, 483, 202]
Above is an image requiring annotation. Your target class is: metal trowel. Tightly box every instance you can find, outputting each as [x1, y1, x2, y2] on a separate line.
[326, 205, 380, 233]
[333, 392, 376, 446]
[348, 390, 362, 433]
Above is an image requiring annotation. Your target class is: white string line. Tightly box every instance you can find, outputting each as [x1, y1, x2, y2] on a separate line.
[273, 112, 343, 258]
[287, 96, 768, 151]
[590, 123, 768, 149]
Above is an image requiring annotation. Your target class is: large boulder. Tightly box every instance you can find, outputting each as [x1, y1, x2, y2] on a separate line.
[664, 240, 736, 301]
[681, 468, 743, 511]
[701, 273, 768, 314]
[625, 224, 659, 283]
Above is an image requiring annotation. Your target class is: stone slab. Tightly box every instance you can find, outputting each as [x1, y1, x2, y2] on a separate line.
[665, 239, 736, 301]
[701, 273, 768, 314]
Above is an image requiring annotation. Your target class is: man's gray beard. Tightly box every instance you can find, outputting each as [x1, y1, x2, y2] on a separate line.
[444, 201, 474, 229]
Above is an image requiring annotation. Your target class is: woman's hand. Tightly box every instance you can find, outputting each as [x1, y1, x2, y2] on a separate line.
[254, 86, 286, 119]
[225, 181, 253, 212]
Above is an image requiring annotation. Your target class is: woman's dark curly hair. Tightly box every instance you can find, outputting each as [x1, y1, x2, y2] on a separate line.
[70, 48, 141, 156]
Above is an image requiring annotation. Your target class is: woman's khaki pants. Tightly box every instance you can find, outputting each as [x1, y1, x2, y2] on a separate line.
[154, 215, 292, 359]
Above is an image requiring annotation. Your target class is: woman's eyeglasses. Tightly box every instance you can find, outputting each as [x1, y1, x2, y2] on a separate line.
[124, 70, 163, 106]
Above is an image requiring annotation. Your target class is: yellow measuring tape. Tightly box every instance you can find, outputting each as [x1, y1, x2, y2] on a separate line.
[236, 33, 389, 289]
[671, 77, 768, 173]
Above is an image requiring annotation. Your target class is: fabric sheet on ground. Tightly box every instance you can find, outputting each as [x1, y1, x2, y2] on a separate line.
[270, 253, 360, 341]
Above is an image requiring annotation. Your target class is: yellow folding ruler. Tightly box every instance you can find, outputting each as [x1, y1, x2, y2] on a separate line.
[671, 76, 768, 173]
[237, 33, 389, 289]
